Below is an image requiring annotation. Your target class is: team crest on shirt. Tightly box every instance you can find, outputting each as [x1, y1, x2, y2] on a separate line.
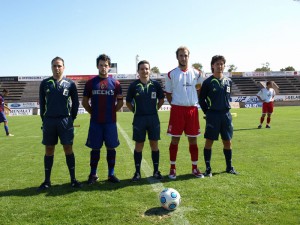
[100, 83, 107, 89]
[151, 92, 156, 99]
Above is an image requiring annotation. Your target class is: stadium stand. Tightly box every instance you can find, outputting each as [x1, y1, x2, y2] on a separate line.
[19, 81, 40, 102]
[0, 76, 299, 104]
[75, 80, 86, 98]
[231, 76, 300, 96]
[252, 76, 300, 94]
[230, 77, 259, 96]
[0, 81, 26, 102]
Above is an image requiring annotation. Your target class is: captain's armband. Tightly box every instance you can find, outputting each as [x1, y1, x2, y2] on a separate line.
[195, 84, 201, 90]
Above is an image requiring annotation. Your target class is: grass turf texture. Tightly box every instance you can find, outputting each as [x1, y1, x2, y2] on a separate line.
[0, 106, 299, 225]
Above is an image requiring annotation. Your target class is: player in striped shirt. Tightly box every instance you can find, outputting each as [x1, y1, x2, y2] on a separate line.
[165, 46, 205, 179]
[0, 89, 14, 136]
[82, 54, 123, 184]
[256, 81, 276, 128]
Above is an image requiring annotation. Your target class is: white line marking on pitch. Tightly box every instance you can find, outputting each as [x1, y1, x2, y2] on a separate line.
[117, 123, 190, 225]
[8, 136, 40, 138]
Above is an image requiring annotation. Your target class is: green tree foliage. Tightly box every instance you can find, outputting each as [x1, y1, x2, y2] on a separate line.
[192, 63, 203, 71]
[280, 66, 296, 71]
[255, 62, 271, 72]
[227, 64, 237, 72]
[151, 66, 160, 74]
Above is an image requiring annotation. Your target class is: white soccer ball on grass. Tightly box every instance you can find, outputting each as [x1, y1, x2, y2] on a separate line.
[159, 188, 181, 210]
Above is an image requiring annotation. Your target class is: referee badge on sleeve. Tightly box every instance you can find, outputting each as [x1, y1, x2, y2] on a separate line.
[151, 92, 156, 99]
[63, 89, 69, 96]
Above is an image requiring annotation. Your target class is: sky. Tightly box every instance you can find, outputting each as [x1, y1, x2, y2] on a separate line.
[0, 0, 300, 76]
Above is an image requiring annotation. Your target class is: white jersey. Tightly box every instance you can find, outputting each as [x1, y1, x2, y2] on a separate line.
[257, 88, 275, 103]
[165, 67, 204, 106]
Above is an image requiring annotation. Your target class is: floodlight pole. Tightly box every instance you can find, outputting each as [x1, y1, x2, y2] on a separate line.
[136, 55, 139, 72]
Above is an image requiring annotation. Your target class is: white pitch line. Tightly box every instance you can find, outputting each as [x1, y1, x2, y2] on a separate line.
[7, 135, 41, 139]
[117, 122, 190, 225]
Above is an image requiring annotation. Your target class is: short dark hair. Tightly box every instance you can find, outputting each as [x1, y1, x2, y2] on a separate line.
[2, 89, 8, 93]
[51, 57, 64, 66]
[96, 54, 111, 67]
[211, 55, 226, 72]
[266, 81, 273, 86]
[137, 60, 150, 71]
[176, 46, 190, 57]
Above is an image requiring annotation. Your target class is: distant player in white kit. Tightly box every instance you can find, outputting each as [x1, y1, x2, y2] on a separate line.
[165, 46, 204, 179]
[257, 81, 276, 128]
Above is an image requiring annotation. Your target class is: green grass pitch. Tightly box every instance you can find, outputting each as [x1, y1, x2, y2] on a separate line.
[0, 106, 299, 225]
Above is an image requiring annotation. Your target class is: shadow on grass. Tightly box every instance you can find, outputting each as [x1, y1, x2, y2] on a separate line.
[234, 127, 259, 131]
[0, 183, 82, 197]
[0, 171, 239, 197]
[144, 207, 172, 217]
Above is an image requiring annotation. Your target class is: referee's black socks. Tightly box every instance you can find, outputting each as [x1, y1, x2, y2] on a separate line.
[44, 155, 54, 183]
[204, 148, 212, 170]
[66, 153, 76, 181]
[134, 150, 142, 174]
[223, 149, 232, 170]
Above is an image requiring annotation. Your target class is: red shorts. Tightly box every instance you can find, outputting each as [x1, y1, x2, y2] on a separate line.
[167, 105, 200, 137]
[262, 102, 274, 114]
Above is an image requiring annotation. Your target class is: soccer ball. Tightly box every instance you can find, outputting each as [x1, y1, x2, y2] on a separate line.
[159, 188, 181, 210]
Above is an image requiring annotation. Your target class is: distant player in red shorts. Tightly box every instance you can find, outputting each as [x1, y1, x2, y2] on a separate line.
[257, 81, 276, 128]
[165, 46, 204, 179]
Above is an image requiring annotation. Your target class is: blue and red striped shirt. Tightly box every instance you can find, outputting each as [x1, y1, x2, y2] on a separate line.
[83, 76, 123, 123]
[0, 94, 5, 112]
